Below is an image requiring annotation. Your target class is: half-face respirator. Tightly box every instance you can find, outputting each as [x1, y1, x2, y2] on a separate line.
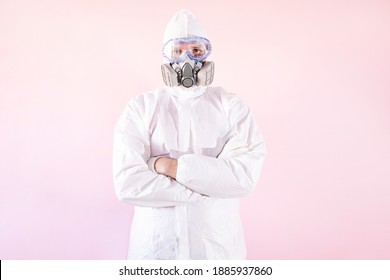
[161, 37, 214, 88]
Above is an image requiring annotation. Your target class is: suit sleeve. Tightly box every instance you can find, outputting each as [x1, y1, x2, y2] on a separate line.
[175, 96, 266, 198]
[113, 99, 207, 207]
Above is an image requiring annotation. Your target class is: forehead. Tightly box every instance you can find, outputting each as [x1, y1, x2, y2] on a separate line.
[173, 41, 204, 48]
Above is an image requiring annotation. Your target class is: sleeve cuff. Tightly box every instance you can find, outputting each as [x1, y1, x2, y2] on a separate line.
[176, 154, 195, 185]
[147, 156, 163, 173]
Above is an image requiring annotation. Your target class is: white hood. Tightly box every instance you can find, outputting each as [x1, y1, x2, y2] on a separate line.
[163, 9, 208, 44]
[163, 9, 209, 97]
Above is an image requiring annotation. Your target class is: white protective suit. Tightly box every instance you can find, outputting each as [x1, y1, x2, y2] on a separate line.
[113, 9, 266, 260]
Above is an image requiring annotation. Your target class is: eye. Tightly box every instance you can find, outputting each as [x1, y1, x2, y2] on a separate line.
[191, 48, 204, 57]
[172, 49, 182, 57]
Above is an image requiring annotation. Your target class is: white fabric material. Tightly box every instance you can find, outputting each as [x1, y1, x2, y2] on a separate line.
[163, 9, 207, 44]
[147, 156, 162, 173]
[113, 86, 266, 259]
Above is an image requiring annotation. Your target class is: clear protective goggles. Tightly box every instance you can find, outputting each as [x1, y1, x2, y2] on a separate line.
[162, 36, 212, 63]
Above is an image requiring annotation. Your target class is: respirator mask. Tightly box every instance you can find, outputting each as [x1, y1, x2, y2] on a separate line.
[161, 37, 214, 88]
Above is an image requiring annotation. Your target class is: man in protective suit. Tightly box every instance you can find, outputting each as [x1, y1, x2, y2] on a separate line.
[113, 9, 266, 259]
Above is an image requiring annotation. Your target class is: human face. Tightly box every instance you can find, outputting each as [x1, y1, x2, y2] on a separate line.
[172, 41, 206, 60]
[163, 36, 212, 63]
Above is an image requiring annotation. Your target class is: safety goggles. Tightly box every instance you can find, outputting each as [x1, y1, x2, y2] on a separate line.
[162, 36, 212, 63]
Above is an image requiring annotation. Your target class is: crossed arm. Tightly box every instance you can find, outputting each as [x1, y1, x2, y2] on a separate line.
[113, 97, 266, 207]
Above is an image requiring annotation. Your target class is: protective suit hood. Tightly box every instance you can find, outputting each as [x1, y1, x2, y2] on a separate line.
[162, 9, 213, 95]
[163, 9, 207, 44]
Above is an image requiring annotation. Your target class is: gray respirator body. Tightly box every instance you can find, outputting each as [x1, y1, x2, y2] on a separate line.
[161, 57, 214, 88]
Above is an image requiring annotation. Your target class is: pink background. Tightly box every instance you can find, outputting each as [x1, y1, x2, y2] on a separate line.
[1, 0, 389, 259]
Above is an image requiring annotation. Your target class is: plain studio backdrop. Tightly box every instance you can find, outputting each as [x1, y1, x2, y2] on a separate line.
[0, 0, 389, 259]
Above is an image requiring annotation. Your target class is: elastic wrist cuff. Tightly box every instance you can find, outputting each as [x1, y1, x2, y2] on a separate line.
[147, 156, 163, 173]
